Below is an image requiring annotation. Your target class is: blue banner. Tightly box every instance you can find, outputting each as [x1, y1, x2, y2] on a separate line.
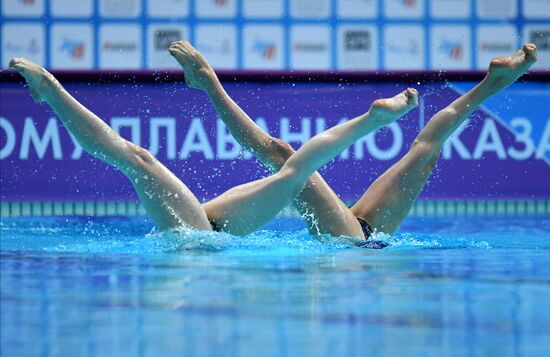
[1, 79, 549, 202]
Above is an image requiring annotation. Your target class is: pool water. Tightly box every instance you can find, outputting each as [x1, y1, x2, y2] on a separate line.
[1, 215, 549, 356]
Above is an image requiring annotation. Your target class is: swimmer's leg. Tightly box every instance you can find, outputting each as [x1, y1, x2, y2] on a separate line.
[9, 58, 211, 231]
[169, 41, 360, 237]
[203, 88, 419, 235]
[351, 44, 538, 234]
[169, 40, 291, 170]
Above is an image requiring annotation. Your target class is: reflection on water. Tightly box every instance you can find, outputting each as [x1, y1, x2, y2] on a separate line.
[1, 216, 549, 356]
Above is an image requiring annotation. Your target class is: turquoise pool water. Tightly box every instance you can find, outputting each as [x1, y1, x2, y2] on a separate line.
[1, 215, 549, 356]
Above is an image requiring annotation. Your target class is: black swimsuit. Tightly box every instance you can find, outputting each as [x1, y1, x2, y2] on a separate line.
[355, 217, 388, 249]
[356, 217, 374, 240]
[210, 220, 220, 232]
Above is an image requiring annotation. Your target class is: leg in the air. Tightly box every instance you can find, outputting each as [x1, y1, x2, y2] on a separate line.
[169, 40, 416, 238]
[9, 58, 212, 231]
[351, 44, 538, 233]
[203, 87, 419, 235]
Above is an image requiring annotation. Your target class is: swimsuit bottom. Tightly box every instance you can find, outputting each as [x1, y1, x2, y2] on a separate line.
[210, 219, 220, 232]
[209, 217, 388, 249]
[355, 217, 389, 249]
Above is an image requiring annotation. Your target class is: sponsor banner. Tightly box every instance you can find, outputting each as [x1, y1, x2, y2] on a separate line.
[243, 0, 284, 18]
[50, 0, 93, 18]
[337, 0, 377, 19]
[476, 0, 517, 19]
[384, 0, 424, 19]
[0, 0, 547, 72]
[383, 25, 425, 70]
[476, 25, 517, 70]
[290, 0, 331, 19]
[99, 24, 142, 69]
[523, 0, 550, 19]
[337, 25, 378, 70]
[243, 25, 284, 70]
[430, 0, 471, 19]
[1, 23, 45, 68]
[430, 25, 471, 70]
[99, 0, 141, 18]
[1, 0, 45, 17]
[147, 24, 189, 69]
[290, 25, 331, 70]
[50, 24, 94, 69]
[194, 25, 238, 70]
[523, 25, 550, 70]
[195, 0, 237, 18]
[1, 80, 548, 202]
[146, 0, 189, 18]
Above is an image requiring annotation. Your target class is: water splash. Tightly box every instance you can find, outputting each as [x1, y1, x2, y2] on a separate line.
[380, 232, 491, 250]
[0, 216, 514, 256]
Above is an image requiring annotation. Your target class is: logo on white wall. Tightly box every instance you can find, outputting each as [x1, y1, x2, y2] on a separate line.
[523, 25, 550, 69]
[195, 25, 237, 69]
[476, 0, 517, 19]
[1, 24, 45, 68]
[290, 0, 331, 19]
[99, 24, 142, 69]
[147, 25, 188, 69]
[51, 0, 93, 17]
[291, 26, 331, 70]
[100, 0, 141, 18]
[430, 0, 471, 19]
[243, 0, 283, 18]
[337, 25, 378, 70]
[243, 25, 284, 69]
[337, 0, 377, 19]
[51, 24, 94, 69]
[431, 25, 471, 69]
[384, 0, 424, 19]
[195, 0, 237, 18]
[476, 25, 517, 69]
[146, 0, 189, 18]
[383, 25, 425, 69]
[1, 0, 44, 17]
[522, 0, 550, 19]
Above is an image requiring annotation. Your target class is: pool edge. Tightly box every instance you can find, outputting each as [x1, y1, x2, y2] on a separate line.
[1, 199, 548, 218]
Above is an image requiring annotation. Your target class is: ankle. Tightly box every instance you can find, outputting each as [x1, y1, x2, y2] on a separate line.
[359, 111, 384, 131]
[205, 79, 226, 97]
[479, 74, 509, 95]
[40, 73, 61, 97]
[202, 70, 219, 90]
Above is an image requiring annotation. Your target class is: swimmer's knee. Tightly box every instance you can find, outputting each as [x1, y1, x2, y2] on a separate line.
[126, 142, 156, 168]
[276, 165, 307, 197]
[267, 138, 294, 169]
[271, 138, 293, 159]
[441, 106, 458, 119]
[411, 139, 440, 169]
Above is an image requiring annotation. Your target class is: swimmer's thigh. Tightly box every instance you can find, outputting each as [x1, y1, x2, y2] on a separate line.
[351, 142, 439, 234]
[203, 170, 363, 238]
[119, 143, 211, 231]
[293, 172, 364, 238]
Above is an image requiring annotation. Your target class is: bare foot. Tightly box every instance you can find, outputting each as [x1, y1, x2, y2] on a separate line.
[368, 88, 419, 127]
[9, 57, 57, 102]
[168, 40, 217, 91]
[486, 43, 538, 90]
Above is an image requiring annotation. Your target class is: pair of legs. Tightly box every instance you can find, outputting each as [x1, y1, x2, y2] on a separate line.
[9, 58, 418, 236]
[169, 41, 538, 237]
